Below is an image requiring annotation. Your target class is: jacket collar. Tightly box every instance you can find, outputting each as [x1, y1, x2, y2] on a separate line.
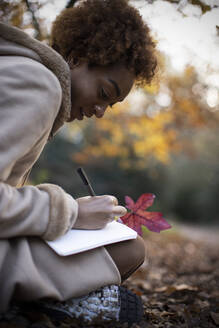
[0, 22, 71, 137]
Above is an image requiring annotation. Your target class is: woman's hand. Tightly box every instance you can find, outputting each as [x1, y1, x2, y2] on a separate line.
[74, 195, 127, 230]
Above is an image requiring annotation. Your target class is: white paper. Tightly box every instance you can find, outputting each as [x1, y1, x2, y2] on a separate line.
[46, 221, 137, 256]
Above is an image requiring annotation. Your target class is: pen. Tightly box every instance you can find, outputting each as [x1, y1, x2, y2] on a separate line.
[76, 167, 96, 196]
[77, 167, 120, 222]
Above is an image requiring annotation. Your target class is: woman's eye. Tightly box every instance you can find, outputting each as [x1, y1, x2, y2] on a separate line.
[101, 88, 109, 100]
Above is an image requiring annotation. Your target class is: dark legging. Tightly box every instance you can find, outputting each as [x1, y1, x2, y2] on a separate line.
[105, 235, 146, 282]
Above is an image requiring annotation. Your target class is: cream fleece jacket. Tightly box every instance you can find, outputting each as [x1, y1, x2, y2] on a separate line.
[0, 23, 78, 241]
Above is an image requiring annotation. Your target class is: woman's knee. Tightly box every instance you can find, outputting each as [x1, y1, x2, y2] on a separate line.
[105, 235, 146, 278]
[129, 235, 146, 266]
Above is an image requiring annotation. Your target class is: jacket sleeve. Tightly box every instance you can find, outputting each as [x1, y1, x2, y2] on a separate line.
[0, 56, 78, 241]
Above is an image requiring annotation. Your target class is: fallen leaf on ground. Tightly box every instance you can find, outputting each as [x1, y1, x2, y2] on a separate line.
[155, 284, 198, 295]
[211, 312, 219, 325]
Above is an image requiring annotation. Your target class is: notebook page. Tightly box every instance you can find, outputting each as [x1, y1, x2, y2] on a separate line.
[46, 221, 137, 256]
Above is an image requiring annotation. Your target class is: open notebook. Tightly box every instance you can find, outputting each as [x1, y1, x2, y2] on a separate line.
[46, 221, 137, 256]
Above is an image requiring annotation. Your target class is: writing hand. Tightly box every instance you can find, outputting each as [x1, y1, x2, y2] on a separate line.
[73, 195, 127, 230]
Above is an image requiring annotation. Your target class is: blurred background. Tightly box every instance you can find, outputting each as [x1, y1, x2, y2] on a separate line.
[1, 0, 219, 227]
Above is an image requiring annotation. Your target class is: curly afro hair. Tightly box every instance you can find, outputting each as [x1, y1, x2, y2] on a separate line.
[51, 0, 157, 85]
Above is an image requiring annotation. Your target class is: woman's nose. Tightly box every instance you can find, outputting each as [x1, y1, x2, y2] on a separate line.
[94, 105, 107, 118]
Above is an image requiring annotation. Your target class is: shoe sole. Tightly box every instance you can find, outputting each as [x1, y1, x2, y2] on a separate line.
[119, 286, 143, 324]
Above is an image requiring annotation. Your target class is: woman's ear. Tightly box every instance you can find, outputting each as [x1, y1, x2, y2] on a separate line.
[67, 57, 82, 69]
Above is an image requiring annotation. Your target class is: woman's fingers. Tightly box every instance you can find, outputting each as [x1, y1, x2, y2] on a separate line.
[113, 205, 127, 217]
[110, 195, 118, 206]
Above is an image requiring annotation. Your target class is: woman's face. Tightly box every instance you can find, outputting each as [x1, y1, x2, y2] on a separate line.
[68, 62, 135, 121]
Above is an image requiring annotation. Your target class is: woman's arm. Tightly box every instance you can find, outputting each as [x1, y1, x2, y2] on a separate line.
[0, 56, 78, 240]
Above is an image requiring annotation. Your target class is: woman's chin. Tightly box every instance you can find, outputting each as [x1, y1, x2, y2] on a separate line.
[67, 110, 77, 122]
[66, 116, 75, 122]
[67, 115, 84, 122]
[68, 108, 83, 121]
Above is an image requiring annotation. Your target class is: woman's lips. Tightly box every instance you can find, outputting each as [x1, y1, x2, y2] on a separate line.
[67, 107, 94, 122]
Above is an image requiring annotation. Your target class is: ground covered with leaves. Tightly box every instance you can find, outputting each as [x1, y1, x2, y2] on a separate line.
[1, 225, 219, 328]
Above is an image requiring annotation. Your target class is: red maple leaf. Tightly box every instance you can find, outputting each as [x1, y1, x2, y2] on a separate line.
[120, 193, 172, 236]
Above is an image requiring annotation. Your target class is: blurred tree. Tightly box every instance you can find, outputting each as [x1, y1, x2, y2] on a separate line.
[24, 0, 42, 39]
[0, 0, 78, 40]
[142, 0, 217, 13]
[1, 0, 218, 41]
[0, 0, 25, 27]
[0, 0, 48, 39]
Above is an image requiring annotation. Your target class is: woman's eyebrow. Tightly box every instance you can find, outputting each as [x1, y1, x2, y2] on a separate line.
[108, 78, 121, 97]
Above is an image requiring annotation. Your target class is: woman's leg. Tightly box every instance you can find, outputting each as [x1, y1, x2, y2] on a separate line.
[0, 237, 145, 324]
[105, 235, 146, 282]
[0, 236, 145, 313]
[0, 237, 120, 313]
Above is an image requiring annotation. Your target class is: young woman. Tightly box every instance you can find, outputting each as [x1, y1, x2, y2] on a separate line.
[0, 0, 157, 324]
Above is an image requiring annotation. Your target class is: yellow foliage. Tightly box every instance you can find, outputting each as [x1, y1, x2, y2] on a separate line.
[179, 99, 205, 126]
[11, 3, 25, 27]
[72, 102, 180, 167]
[143, 81, 160, 95]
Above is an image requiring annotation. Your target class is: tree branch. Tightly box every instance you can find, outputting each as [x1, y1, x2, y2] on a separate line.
[24, 0, 42, 40]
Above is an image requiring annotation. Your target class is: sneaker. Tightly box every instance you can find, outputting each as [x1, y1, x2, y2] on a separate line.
[23, 285, 143, 326]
